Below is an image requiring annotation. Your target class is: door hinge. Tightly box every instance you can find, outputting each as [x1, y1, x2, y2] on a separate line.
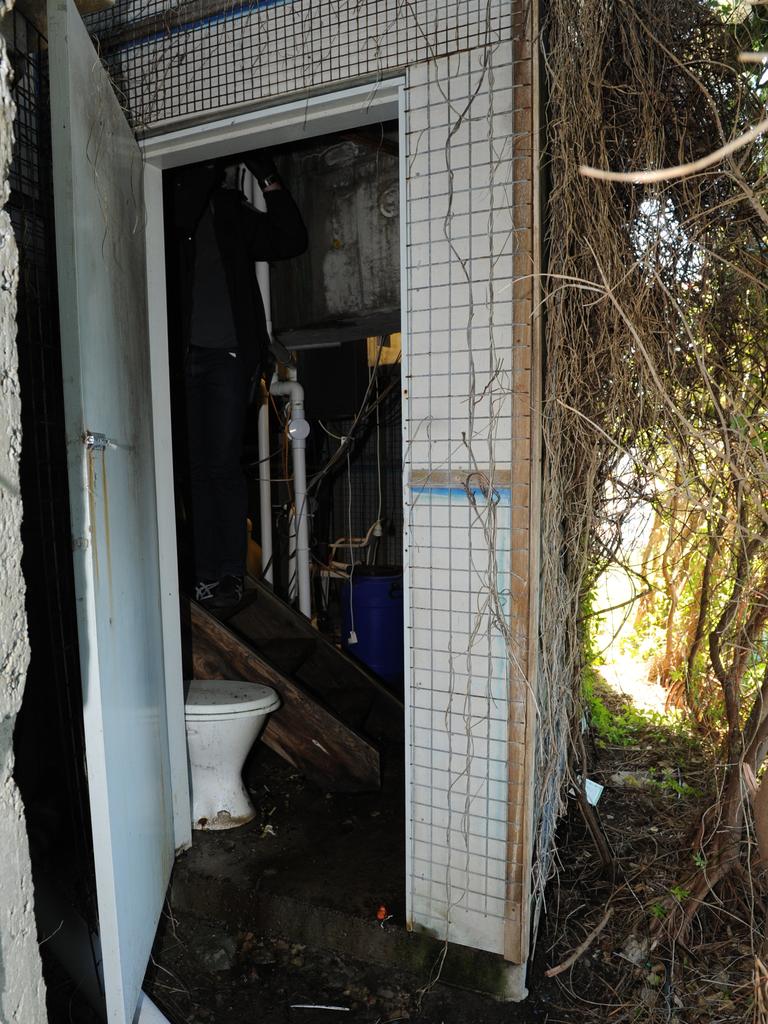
[84, 431, 109, 451]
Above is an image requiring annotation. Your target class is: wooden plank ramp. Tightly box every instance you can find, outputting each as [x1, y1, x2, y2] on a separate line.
[223, 578, 404, 741]
[188, 600, 386, 793]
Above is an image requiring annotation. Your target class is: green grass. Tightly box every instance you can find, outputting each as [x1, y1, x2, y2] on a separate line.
[583, 669, 654, 745]
[582, 670, 694, 748]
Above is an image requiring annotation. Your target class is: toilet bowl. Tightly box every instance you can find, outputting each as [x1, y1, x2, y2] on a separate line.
[185, 679, 280, 831]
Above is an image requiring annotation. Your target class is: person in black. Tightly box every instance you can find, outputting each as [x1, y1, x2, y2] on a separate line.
[170, 151, 307, 609]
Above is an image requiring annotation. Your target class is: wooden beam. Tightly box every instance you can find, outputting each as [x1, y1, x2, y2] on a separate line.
[189, 601, 381, 793]
[504, 0, 542, 966]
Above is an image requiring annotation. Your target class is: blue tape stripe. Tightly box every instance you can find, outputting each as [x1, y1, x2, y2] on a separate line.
[104, 0, 289, 56]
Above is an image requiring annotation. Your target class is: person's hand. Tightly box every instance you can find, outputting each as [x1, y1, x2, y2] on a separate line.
[242, 149, 281, 191]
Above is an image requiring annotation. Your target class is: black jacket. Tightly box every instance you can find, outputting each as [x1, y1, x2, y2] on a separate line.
[170, 168, 307, 372]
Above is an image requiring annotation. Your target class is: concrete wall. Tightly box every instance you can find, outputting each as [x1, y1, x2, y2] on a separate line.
[0, 24, 47, 1024]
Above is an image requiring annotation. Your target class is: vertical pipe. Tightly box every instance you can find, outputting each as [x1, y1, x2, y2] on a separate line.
[290, 408, 312, 619]
[270, 375, 312, 618]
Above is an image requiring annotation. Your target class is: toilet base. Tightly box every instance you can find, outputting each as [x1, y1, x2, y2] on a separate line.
[191, 770, 257, 831]
[185, 679, 281, 832]
[193, 806, 256, 831]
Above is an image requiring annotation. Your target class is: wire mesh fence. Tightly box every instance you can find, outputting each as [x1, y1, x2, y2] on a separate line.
[7, 7, 96, 921]
[85, 0, 506, 129]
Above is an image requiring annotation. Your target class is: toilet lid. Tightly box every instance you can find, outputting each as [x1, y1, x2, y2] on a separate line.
[185, 679, 280, 717]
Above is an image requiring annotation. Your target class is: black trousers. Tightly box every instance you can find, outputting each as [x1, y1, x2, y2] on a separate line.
[184, 346, 252, 581]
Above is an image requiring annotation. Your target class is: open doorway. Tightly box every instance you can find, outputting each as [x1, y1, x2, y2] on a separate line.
[143, 91, 411, 1018]
[166, 121, 403, 654]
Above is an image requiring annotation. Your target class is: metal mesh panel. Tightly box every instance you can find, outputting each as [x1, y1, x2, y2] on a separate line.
[316, 365, 403, 569]
[85, 0, 507, 130]
[401, 22, 529, 956]
[8, 8, 95, 917]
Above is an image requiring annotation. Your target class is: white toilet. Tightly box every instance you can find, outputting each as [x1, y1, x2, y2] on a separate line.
[185, 679, 281, 831]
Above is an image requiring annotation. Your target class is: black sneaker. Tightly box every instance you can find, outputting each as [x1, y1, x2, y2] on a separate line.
[195, 579, 220, 605]
[208, 574, 244, 610]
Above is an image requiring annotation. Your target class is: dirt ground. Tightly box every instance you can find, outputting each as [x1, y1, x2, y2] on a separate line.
[142, 678, 755, 1024]
[145, 745, 558, 1023]
[535, 681, 754, 1023]
[148, 917, 555, 1024]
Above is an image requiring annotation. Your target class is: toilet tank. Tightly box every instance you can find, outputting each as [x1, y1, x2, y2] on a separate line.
[271, 132, 400, 349]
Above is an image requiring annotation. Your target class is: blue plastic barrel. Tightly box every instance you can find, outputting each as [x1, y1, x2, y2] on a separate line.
[341, 568, 404, 690]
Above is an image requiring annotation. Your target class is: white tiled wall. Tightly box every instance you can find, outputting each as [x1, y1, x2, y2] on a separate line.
[109, 0, 530, 958]
[403, 28, 532, 955]
[405, 482, 514, 953]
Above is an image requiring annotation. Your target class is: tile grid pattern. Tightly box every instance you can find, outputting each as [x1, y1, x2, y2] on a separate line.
[403, 11, 533, 954]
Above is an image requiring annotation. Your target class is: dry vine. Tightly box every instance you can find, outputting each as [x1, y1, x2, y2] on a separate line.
[541, 0, 768, 1018]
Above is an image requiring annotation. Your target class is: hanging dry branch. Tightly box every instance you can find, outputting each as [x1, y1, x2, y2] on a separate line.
[579, 117, 768, 184]
[541, 0, 768, 996]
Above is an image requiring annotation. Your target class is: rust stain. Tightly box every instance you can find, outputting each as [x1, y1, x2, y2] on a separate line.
[86, 448, 99, 583]
[100, 447, 114, 616]
[195, 810, 255, 831]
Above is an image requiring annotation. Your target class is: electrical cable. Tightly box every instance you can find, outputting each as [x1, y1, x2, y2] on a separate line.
[318, 420, 345, 442]
[307, 336, 385, 492]
[245, 443, 284, 468]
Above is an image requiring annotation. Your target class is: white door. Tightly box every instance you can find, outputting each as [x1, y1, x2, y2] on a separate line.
[48, 2, 176, 1021]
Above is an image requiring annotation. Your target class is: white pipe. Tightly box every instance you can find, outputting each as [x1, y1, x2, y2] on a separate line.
[246, 168, 275, 586]
[270, 372, 311, 618]
[246, 167, 309, 615]
[257, 380, 273, 585]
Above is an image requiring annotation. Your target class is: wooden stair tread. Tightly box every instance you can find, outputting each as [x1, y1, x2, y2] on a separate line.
[188, 600, 381, 793]
[228, 580, 404, 740]
[255, 637, 318, 675]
